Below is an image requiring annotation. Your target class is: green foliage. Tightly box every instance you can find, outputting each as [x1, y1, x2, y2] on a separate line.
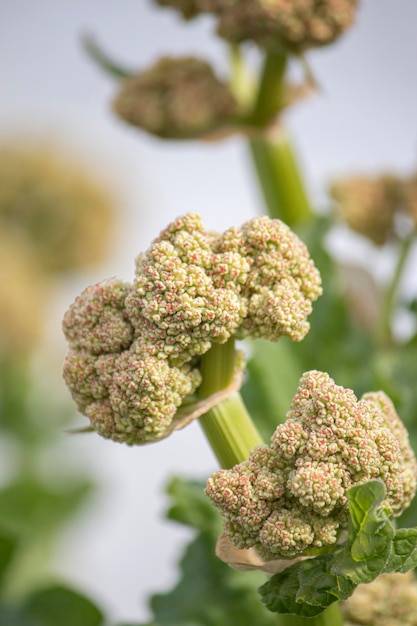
[259, 480, 417, 617]
[241, 338, 303, 440]
[0, 478, 92, 539]
[0, 586, 104, 626]
[331, 481, 394, 585]
[140, 477, 276, 626]
[0, 530, 17, 589]
[0, 530, 104, 626]
[165, 477, 222, 535]
[22, 585, 104, 626]
[294, 218, 377, 395]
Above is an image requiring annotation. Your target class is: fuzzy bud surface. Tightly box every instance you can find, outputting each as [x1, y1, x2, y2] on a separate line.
[113, 56, 239, 140]
[341, 572, 417, 626]
[206, 370, 417, 559]
[193, 0, 359, 51]
[62, 214, 321, 444]
[330, 174, 402, 245]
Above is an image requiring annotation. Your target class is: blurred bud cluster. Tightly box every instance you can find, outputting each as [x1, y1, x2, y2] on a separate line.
[330, 171, 417, 245]
[0, 141, 114, 361]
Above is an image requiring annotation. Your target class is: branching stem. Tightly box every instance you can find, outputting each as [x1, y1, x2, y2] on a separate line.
[378, 231, 415, 346]
[198, 339, 263, 469]
[249, 130, 314, 226]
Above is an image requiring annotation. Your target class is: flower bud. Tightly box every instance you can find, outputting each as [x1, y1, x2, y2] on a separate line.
[113, 56, 239, 140]
[207, 0, 359, 52]
[330, 174, 402, 245]
[154, 0, 201, 19]
[341, 572, 417, 626]
[0, 142, 114, 273]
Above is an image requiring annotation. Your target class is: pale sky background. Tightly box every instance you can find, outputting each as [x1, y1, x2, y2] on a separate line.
[1, 1, 417, 623]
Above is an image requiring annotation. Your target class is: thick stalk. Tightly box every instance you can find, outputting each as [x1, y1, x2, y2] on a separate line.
[246, 49, 287, 127]
[222, 46, 343, 626]
[275, 602, 344, 626]
[198, 339, 263, 469]
[378, 231, 415, 346]
[249, 130, 314, 226]
[233, 47, 314, 226]
[228, 44, 254, 110]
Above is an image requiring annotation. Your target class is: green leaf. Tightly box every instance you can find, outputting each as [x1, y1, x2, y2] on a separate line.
[0, 531, 17, 588]
[165, 478, 222, 537]
[0, 605, 40, 626]
[259, 556, 355, 617]
[296, 556, 356, 607]
[0, 478, 93, 538]
[385, 528, 417, 573]
[259, 561, 312, 616]
[150, 531, 275, 626]
[332, 480, 394, 584]
[147, 477, 276, 626]
[23, 585, 104, 626]
[259, 481, 398, 617]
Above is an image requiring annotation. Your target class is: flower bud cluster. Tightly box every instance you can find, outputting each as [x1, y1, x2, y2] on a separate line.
[63, 214, 321, 444]
[156, 0, 359, 52]
[330, 169, 417, 245]
[206, 370, 417, 559]
[0, 235, 46, 357]
[0, 143, 114, 273]
[341, 572, 417, 626]
[155, 0, 201, 19]
[330, 175, 403, 245]
[113, 57, 239, 140]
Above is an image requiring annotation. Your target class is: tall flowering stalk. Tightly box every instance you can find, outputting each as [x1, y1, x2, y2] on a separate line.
[60, 2, 417, 624]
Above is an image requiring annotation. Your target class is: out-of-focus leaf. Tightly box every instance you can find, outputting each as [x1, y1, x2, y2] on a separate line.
[116, 623, 156, 626]
[241, 339, 303, 441]
[0, 605, 39, 626]
[0, 478, 93, 538]
[150, 532, 275, 626]
[295, 217, 377, 395]
[165, 478, 221, 537]
[23, 585, 104, 626]
[146, 477, 275, 626]
[0, 531, 17, 588]
[0, 358, 34, 440]
[242, 216, 379, 449]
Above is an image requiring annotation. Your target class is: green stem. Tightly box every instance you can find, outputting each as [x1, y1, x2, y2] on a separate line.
[228, 44, 254, 110]
[378, 231, 415, 346]
[81, 34, 135, 79]
[275, 602, 344, 626]
[249, 129, 314, 226]
[246, 49, 287, 127]
[198, 339, 263, 469]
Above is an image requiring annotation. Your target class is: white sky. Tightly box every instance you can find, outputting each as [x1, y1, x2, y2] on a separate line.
[1, 1, 417, 623]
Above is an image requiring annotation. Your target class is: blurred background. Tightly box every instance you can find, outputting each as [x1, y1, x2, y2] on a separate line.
[1, 1, 417, 623]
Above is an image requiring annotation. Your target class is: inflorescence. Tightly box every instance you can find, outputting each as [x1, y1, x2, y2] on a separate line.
[62, 213, 321, 444]
[206, 370, 417, 560]
[155, 0, 360, 52]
